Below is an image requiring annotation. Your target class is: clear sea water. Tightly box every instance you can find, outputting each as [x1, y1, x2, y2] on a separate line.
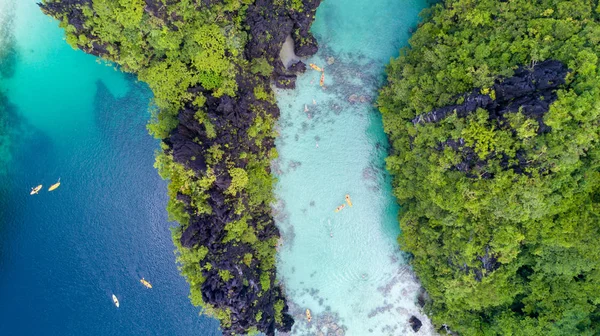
[0, 1, 219, 335]
[1, 0, 435, 335]
[273, 0, 435, 335]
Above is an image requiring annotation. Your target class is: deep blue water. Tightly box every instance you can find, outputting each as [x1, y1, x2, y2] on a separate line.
[0, 1, 220, 335]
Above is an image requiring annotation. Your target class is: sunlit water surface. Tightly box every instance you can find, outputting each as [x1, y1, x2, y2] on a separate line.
[273, 0, 435, 335]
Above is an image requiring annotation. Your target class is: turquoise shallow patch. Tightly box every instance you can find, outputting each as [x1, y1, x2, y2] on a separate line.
[273, 0, 434, 334]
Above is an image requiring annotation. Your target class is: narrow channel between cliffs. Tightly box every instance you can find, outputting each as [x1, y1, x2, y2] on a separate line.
[272, 0, 435, 334]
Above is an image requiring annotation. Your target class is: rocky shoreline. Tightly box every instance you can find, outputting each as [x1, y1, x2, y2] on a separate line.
[40, 0, 321, 334]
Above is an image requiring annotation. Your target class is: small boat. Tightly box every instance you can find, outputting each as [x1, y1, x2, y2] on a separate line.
[345, 194, 353, 207]
[48, 178, 61, 191]
[309, 63, 323, 72]
[334, 204, 346, 213]
[30, 185, 42, 195]
[140, 278, 152, 289]
[319, 72, 325, 87]
[112, 294, 120, 308]
[306, 308, 312, 322]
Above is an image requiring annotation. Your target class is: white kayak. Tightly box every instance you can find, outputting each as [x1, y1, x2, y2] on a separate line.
[112, 294, 119, 308]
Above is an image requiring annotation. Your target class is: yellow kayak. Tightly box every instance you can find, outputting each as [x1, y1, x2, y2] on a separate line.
[334, 204, 346, 213]
[309, 63, 322, 72]
[140, 278, 153, 289]
[345, 194, 353, 207]
[306, 309, 312, 322]
[30, 185, 42, 195]
[319, 71, 325, 87]
[48, 178, 61, 191]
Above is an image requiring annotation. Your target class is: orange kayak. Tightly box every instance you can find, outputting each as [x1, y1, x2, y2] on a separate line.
[345, 194, 353, 207]
[334, 204, 346, 213]
[306, 309, 312, 322]
[320, 72, 325, 87]
[309, 63, 322, 72]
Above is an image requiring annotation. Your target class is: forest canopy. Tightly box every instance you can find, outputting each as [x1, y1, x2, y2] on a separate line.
[379, 0, 600, 334]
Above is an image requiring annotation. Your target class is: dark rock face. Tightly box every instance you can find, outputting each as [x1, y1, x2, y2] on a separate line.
[164, 113, 209, 173]
[39, 0, 91, 31]
[166, 73, 290, 335]
[245, 0, 321, 66]
[409, 316, 422, 332]
[288, 60, 307, 74]
[288, 0, 321, 57]
[244, 0, 321, 91]
[416, 60, 568, 178]
[275, 75, 297, 89]
[413, 60, 569, 131]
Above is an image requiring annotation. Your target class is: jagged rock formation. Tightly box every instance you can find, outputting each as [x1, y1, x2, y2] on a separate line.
[412, 60, 568, 131]
[416, 60, 569, 178]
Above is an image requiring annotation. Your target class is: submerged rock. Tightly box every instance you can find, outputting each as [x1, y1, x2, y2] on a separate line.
[409, 316, 422, 332]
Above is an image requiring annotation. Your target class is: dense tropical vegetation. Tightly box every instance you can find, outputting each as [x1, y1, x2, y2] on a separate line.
[379, 0, 600, 334]
[41, 0, 320, 334]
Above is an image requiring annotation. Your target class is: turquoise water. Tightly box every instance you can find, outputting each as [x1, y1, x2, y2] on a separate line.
[0, 1, 220, 335]
[273, 0, 434, 335]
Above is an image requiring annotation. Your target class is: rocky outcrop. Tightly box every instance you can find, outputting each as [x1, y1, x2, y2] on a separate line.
[409, 316, 422, 332]
[413, 60, 568, 132]
[162, 4, 322, 332]
[416, 60, 568, 178]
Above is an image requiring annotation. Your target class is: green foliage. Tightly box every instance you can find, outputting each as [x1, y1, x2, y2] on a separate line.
[379, 0, 600, 334]
[290, 0, 304, 12]
[226, 167, 249, 196]
[194, 110, 217, 139]
[259, 271, 271, 291]
[461, 109, 497, 159]
[253, 85, 272, 102]
[250, 57, 274, 76]
[243, 253, 253, 267]
[219, 269, 234, 282]
[273, 299, 284, 325]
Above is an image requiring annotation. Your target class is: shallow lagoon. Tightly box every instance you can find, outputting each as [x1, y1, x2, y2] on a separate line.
[273, 0, 435, 334]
